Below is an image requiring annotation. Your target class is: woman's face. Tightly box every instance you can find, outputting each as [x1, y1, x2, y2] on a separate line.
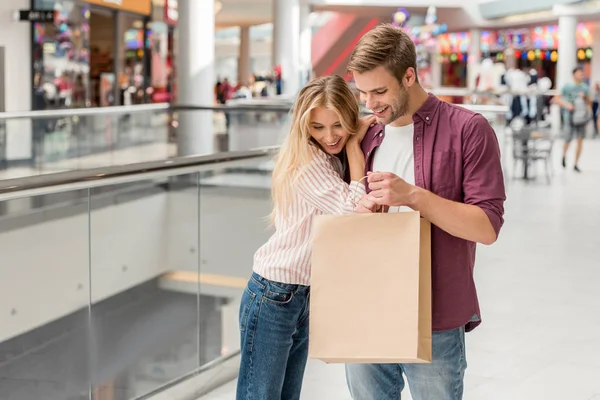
[308, 107, 351, 155]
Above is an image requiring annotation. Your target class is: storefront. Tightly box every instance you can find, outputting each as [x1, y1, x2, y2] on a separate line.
[148, 0, 177, 103]
[436, 32, 470, 87]
[32, 0, 153, 110]
[437, 24, 594, 89]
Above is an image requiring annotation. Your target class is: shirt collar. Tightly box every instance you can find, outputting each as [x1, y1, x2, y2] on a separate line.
[413, 93, 441, 126]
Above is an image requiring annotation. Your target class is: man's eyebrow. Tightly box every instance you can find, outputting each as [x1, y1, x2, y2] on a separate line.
[356, 86, 387, 93]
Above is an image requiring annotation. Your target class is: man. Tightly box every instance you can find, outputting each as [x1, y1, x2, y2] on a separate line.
[346, 24, 506, 400]
[555, 67, 590, 172]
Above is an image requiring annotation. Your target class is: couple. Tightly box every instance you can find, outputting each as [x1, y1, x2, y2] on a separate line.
[237, 24, 506, 400]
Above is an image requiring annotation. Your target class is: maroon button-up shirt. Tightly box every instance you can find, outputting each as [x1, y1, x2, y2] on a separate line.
[361, 94, 506, 332]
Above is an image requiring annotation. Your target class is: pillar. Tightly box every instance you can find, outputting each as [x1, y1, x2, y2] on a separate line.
[430, 52, 442, 88]
[590, 23, 600, 89]
[238, 26, 251, 87]
[177, 0, 215, 156]
[273, 0, 300, 96]
[299, 1, 312, 87]
[467, 28, 481, 91]
[557, 15, 578, 91]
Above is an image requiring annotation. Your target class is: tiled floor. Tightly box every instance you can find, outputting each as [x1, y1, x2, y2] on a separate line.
[201, 138, 600, 400]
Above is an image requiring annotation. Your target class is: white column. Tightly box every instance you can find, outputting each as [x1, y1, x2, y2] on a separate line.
[590, 23, 600, 89]
[557, 15, 578, 91]
[430, 52, 442, 88]
[177, 0, 215, 156]
[238, 26, 251, 87]
[273, 0, 300, 96]
[467, 28, 481, 91]
[299, 1, 312, 87]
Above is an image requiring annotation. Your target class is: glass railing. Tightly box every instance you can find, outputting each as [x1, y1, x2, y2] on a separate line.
[0, 149, 273, 400]
[0, 104, 292, 180]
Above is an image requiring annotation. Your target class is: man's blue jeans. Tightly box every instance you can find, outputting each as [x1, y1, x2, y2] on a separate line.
[236, 272, 310, 400]
[345, 327, 467, 400]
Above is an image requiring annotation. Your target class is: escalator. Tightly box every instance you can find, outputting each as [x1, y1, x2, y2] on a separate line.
[312, 13, 381, 79]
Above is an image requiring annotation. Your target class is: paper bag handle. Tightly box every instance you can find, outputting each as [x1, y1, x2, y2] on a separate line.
[352, 175, 385, 213]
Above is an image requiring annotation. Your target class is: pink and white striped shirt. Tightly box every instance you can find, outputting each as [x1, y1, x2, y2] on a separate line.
[253, 146, 366, 285]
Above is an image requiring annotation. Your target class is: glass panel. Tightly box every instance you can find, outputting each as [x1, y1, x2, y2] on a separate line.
[173, 108, 290, 154]
[0, 109, 171, 179]
[0, 189, 91, 400]
[198, 155, 274, 361]
[88, 173, 200, 399]
[0, 107, 287, 180]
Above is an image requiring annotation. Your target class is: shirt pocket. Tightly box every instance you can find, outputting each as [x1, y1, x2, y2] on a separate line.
[431, 150, 456, 194]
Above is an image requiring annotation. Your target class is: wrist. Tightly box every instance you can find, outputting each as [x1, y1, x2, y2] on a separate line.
[407, 186, 428, 210]
[346, 140, 362, 152]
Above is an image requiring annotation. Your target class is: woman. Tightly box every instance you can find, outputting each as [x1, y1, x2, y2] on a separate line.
[236, 75, 375, 400]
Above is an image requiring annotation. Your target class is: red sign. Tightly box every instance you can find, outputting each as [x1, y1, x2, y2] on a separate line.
[165, 0, 178, 25]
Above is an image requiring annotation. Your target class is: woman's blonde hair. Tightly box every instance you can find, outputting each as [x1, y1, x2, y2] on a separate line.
[270, 75, 360, 223]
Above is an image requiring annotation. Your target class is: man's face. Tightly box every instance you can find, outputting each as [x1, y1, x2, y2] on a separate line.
[353, 66, 410, 126]
[574, 69, 584, 83]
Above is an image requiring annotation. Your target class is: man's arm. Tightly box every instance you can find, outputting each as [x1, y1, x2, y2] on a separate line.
[366, 114, 506, 245]
[554, 94, 573, 110]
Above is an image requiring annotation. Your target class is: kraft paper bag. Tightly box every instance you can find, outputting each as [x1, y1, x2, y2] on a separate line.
[309, 211, 432, 364]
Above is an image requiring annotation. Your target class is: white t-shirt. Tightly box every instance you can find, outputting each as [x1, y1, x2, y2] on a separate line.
[372, 124, 415, 213]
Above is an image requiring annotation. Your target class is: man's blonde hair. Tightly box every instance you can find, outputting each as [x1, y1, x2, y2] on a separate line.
[347, 23, 418, 84]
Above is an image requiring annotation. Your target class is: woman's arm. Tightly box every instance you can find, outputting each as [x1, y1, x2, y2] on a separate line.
[296, 148, 365, 215]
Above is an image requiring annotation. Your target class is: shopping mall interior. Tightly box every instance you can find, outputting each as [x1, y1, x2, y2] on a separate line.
[0, 0, 599, 399]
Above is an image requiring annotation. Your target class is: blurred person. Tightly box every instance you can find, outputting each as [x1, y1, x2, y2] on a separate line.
[554, 67, 590, 172]
[346, 24, 506, 400]
[592, 82, 600, 138]
[236, 75, 376, 400]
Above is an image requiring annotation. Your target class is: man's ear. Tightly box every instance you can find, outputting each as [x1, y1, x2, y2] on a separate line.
[404, 67, 417, 88]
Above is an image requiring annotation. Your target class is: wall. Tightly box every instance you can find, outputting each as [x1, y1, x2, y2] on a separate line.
[479, 0, 581, 19]
[0, 0, 33, 161]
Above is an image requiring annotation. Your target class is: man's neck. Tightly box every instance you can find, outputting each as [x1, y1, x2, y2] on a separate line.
[389, 85, 429, 127]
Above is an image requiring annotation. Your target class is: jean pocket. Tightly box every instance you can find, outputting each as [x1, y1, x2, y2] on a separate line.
[263, 280, 296, 305]
[239, 287, 257, 332]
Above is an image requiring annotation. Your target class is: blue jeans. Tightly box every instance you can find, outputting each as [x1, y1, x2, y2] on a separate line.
[236, 272, 310, 400]
[345, 327, 467, 400]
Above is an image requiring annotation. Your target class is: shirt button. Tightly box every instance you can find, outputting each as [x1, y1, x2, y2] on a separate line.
[425, 116, 430, 121]
[416, 136, 420, 142]
[367, 151, 371, 156]
[379, 133, 383, 137]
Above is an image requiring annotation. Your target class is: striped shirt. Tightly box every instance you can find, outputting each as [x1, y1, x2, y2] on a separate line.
[253, 146, 366, 285]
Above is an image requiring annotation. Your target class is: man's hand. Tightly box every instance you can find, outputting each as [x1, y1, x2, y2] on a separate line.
[367, 172, 420, 207]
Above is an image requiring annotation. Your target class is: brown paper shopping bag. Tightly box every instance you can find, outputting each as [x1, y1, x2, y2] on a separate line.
[309, 211, 431, 364]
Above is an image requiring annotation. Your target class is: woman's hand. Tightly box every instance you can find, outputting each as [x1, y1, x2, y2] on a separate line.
[348, 115, 377, 147]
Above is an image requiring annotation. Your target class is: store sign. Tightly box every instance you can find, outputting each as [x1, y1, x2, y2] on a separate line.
[18, 10, 55, 22]
[165, 0, 178, 25]
[82, 0, 151, 15]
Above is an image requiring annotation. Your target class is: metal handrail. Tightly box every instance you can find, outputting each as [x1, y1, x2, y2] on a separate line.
[0, 103, 171, 120]
[0, 103, 296, 121]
